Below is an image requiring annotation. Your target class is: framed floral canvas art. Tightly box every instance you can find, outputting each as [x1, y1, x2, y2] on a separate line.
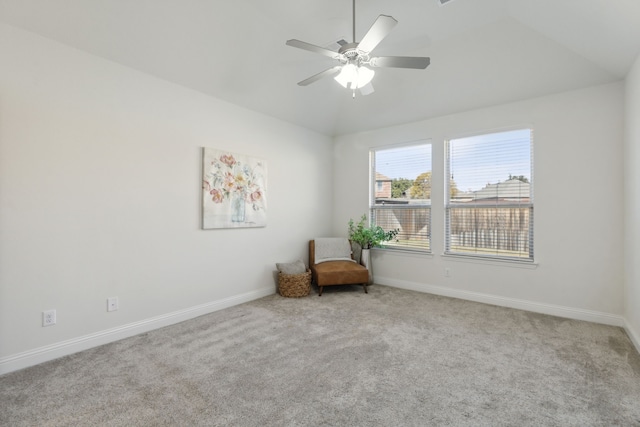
[202, 148, 267, 229]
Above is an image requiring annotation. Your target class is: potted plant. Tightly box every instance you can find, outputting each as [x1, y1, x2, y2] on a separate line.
[348, 214, 399, 249]
[348, 214, 399, 285]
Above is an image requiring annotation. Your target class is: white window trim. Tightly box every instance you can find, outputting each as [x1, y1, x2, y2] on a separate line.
[370, 140, 433, 253]
[444, 128, 534, 263]
[441, 253, 538, 268]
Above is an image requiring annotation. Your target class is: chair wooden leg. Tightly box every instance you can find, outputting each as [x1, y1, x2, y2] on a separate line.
[318, 286, 323, 296]
[363, 283, 368, 294]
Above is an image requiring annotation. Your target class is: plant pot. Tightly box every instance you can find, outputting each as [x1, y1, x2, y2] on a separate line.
[360, 248, 373, 285]
[351, 241, 362, 264]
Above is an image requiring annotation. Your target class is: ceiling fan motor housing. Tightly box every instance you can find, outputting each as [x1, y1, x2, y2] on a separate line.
[339, 42, 359, 56]
[339, 42, 370, 66]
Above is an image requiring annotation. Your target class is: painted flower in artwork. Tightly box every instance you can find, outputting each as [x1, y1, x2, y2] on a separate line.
[203, 153, 265, 212]
[210, 188, 224, 204]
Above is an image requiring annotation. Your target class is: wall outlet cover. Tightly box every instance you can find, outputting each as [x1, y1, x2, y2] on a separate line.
[43, 310, 56, 327]
[107, 297, 119, 312]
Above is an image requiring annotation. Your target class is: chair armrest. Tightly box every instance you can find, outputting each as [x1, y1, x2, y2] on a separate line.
[309, 240, 316, 266]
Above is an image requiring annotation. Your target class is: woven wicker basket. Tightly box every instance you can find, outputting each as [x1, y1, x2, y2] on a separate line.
[278, 269, 311, 298]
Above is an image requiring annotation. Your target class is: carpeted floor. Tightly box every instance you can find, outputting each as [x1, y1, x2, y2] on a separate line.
[1, 285, 640, 426]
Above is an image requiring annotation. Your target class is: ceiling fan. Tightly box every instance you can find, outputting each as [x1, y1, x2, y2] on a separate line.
[285, 0, 430, 96]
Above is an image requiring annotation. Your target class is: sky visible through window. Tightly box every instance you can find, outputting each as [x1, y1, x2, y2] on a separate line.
[449, 129, 531, 192]
[374, 143, 432, 182]
[375, 129, 531, 193]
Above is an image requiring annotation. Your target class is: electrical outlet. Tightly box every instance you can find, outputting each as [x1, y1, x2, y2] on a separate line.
[43, 310, 56, 327]
[107, 297, 119, 312]
[444, 267, 451, 277]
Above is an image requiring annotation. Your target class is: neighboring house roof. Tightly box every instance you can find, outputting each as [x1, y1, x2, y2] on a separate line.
[376, 172, 392, 182]
[470, 179, 530, 200]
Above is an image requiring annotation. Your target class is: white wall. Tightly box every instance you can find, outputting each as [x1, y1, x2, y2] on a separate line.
[333, 82, 625, 323]
[0, 24, 334, 373]
[0, 22, 633, 375]
[624, 54, 640, 349]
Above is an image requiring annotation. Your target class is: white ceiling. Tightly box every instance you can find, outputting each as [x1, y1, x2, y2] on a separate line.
[2, 0, 640, 136]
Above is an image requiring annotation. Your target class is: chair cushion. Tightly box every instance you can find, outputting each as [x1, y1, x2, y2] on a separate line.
[314, 238, 353, 263]
[311, 260, 368, 286]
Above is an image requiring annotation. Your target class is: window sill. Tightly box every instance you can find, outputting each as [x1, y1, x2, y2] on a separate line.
[372, 247, 434, 259]
[441, 253, 538, 269]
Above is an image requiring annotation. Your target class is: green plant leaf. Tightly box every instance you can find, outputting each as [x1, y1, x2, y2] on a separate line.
[348, 214, 399, 249]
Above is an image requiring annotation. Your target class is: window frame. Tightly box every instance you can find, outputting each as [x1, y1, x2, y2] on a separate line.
[369, 140, 433, 253]
[444, 129, 534, 263]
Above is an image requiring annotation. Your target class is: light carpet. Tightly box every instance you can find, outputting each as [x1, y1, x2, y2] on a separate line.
[1, 285, 640, 426]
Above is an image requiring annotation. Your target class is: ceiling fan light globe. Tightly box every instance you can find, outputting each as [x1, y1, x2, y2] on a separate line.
[356, 66, 375, 88]
[334, 63, 358, 88]
[334, 64, 375, 90]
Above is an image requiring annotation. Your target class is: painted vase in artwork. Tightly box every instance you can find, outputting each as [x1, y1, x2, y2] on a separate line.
[231, 194, 245, 222]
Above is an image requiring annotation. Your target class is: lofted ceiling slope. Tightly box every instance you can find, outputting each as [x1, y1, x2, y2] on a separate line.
[1, 0, 639, 136]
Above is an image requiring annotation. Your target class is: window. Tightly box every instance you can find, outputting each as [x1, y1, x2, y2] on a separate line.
[445, 129, 533, 261]
[371, 142, 432, 251]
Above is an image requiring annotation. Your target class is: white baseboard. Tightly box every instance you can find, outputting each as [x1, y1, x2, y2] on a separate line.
[0, 287, 275, 375]
[624, 320, 640, 354]
[376, 276, 626, 327]
[3, 282, 636, 376]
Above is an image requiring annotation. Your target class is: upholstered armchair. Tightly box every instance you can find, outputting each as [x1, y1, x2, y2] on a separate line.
[309, 238, 369, 296]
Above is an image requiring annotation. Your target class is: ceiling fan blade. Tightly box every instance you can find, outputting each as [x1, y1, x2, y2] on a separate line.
[357, 15, 398, 54]
[297, 65, 343, 86]
[286, 39, 344, 60]
[370, 56, 431, 69]
[359, 82, 375, 96]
